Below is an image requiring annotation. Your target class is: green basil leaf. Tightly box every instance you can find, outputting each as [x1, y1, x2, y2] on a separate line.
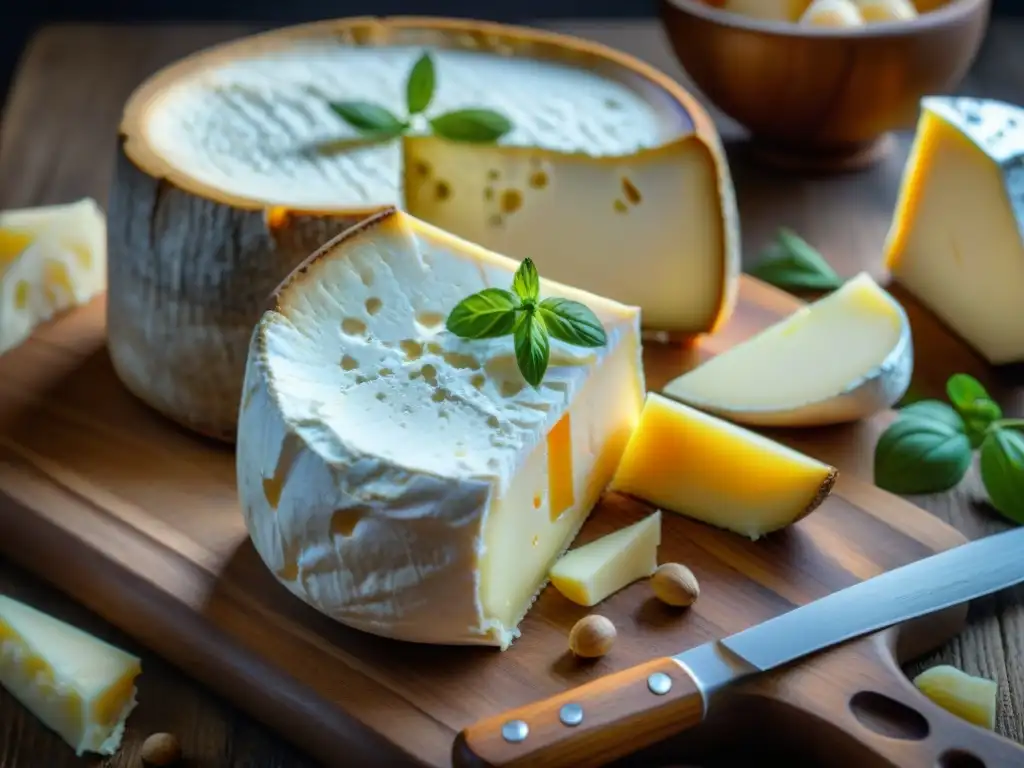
[429, 109, 513, 143]
[446, 288, 521, 339]
[328, 101, 407, 136]
[514, 310, 549, 388]
[946, 373, 1002, 445]
[406, 52, 435, 115]
[746, 228, 844, 293]
[898, 400, 965, 431]
[947, 373, 991, 411]
[980, 427, 1024, 525]
[512, 258, 540, 303]
[539, 297, 607, 348]
[874, 417, 973, 494]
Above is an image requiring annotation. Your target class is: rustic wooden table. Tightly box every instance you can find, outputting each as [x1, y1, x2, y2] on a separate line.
[0, 16, 1022, 768]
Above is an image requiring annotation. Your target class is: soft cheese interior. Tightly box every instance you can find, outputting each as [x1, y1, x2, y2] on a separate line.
[237, 210, 645, 647]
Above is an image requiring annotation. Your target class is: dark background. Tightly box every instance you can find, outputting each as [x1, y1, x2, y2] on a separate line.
[0, 0, 1022, 107]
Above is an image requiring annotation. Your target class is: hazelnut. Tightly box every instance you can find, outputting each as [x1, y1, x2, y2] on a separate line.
[568, 615, 616, 658]
[140, 732, 181, 766]
[651, 563, 699, 607]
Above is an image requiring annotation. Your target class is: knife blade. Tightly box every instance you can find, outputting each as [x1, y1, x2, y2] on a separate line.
[452, 527, 1024, 768]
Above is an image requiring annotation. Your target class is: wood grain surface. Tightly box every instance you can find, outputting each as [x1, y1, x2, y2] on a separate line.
[0, 16, 1022, 768]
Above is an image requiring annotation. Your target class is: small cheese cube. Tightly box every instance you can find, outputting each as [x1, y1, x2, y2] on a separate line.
[800, 0, 865, 26]
[856, 0, 919, 22]
[610, 394, 837, 540]
[913, 665, 998, 730]
[549, 511, 661, 607]
[0, 595, 141, 755]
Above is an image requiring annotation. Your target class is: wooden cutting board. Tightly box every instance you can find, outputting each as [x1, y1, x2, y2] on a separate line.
[0, 277, 972, 767]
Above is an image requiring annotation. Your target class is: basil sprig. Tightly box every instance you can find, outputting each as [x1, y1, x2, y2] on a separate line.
[874, 373, 1024, 525]
[446, 258, 608, 387]
[748, 228, 844, 293]
[329, 51, 512, 144]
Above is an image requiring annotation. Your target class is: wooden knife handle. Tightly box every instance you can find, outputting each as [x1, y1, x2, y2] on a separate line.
[451, 656, 705, 768]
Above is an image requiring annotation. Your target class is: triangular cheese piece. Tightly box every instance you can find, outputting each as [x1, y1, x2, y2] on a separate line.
[237, 208, 645, 648]
[549, 511, 661, 607]
[0, 595, 141, 756]
[885, 97, 1024, 365]
[611, 394, 836, 539]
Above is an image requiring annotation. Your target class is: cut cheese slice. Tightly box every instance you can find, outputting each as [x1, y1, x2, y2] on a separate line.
[0, 595, 141, 756]
[111, 18, 739, 442]
[663, 273, 912, 427]
[800, 0, 865, 26]
[236, 208, 645, 648]
[611, 393, 837, 540]
[884, 97, 1024, 365]
[549, 511, 661, 607]
[0, 199, 106, 356]
[912, 665, 997, 730]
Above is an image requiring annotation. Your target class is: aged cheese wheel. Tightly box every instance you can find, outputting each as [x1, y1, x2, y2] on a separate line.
[109, 17, 739, 441]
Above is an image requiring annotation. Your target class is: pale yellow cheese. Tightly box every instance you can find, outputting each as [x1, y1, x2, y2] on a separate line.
[0, 595, 140, 756]
[549, 511, 661, 607]
[610, 394, 837, 540]
[705, 0, 813, 22]
[800, 0, 865, 26]
[856, 0, 918, 22]
[913, 665, 998, 730]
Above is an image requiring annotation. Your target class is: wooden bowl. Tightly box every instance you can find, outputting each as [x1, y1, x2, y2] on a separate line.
[659, 0, 991, 171]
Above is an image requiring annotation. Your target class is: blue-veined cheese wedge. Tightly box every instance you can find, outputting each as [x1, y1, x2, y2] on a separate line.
[662, 273, 912, 427]
[885, 97, 1024, 365]
[236, 208, 645, 648]
[109, 18, 739, 442]
[0, 595, 141, 756]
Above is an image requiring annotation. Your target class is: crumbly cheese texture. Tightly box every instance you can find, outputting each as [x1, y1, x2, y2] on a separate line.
[236, 210, 645, 648]
[800, 0, 865, 26]
[0, 595, 141, 756]
[611, 394, 836, 540]
[136, 39, 737, 332]
[662, 273, 912, 427]
[0, 199, 106, 355]
[885, 97, 1024, 365]
[549, 511, 661, 607]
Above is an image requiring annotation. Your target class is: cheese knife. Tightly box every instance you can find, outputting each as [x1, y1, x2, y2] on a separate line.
[452, 527, 1024, 768]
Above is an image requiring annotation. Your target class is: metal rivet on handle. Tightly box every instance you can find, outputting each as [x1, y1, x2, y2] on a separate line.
[559, 703, 584, 727]
[647, 672, 673, 696]
[501, 720, 529, 743]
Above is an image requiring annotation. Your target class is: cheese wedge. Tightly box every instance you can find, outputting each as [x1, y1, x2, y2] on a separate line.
[800, 0, 865, 26]
[111, 19, 739, 442]
[856, 0, 918, 22]
[663, 273, 912, 427]
[885, 97, 1024, 365]
[611, 394, 837, 539]
[0, 199, 106, 356]
[0, 595, 141, 756]
[913, 665, 997, 730]
[703, 0, 813, 22]
[237, 209, 645, 648]
[549, 511, 661, 607]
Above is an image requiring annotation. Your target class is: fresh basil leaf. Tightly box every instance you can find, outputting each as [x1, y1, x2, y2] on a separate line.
[747, 228, 844, 293]
[947, 373, 992, 411]
[446, 288, 521, 339]
[898, 400, 965, 430]
[539, 297, 607, 348]
[946, 373, 1002, 446]
[512, 258, 540, 303]
[329, 101, 407, 136]
[874, 417, 973, 494]
[514, 310, 549, 388]
[980, 427, 1024, 525]
[406, 52, 435, 115]
[430, 109, 512, 143]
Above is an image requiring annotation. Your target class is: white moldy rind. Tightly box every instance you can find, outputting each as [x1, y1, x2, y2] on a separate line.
[108, 17, 739, 442]
[236, 209, 644, 647]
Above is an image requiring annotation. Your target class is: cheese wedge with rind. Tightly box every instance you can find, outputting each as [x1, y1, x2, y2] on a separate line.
[0, 595, 141, 756]
[885, 97, 1024, 365]
[549, 511, 661, 607]
[611, 393, 836, 540]
[110, 18, 739, 443]
[662, 273, 912, 427]
[0, 199, 106, 356]
[237, 208, 645, 648]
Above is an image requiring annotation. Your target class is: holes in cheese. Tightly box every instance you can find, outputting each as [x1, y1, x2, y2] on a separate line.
[549, 511, 661, 607]
[662, 272, 912, 427]
[885, 97, 1024, 365]
[237, 209, 645, 647]
[0, 595, 141, 756]
[610, 394, 836, 540]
